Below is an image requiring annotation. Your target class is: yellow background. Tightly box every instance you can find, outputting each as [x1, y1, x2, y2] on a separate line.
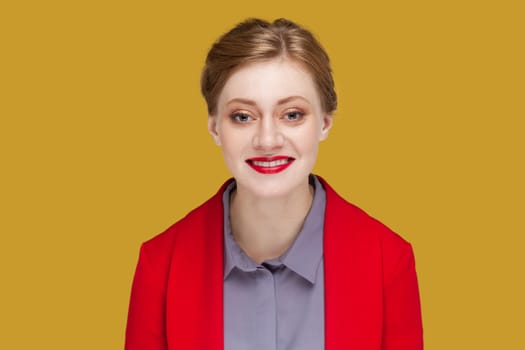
[1, 0, 523, 348]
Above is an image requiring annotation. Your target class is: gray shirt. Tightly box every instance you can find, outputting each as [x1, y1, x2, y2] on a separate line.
[223, 175, 326, 350]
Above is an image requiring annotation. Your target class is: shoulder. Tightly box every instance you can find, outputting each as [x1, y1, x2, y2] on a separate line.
[337, 195, 410, 251]
[138, 179, 231, 262]
[319, 176, 408, 241]
[141, 188, 222, 253]
[318, 176, 413, 275]
[318, 176, 423, 346]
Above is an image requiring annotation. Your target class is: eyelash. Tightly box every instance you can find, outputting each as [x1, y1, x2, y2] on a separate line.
[230, 112, 253, 123]
[229, 110, 305, 123]
[283, 111, 305, 121]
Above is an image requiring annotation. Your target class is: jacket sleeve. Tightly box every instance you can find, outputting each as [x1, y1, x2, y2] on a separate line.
[125, 243, 169, 350]
[382, 243, 424, 350]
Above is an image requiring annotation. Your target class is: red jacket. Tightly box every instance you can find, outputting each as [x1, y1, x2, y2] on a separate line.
[125, 177, 423, 349]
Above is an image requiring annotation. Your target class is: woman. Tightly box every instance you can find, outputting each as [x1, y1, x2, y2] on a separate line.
[125, 18, 423, 350]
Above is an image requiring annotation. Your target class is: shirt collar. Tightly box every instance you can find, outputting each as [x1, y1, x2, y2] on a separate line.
[222, 175, 326, 284]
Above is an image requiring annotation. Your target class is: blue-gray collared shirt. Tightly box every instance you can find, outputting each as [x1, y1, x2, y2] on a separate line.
[223, 175, 326, 350]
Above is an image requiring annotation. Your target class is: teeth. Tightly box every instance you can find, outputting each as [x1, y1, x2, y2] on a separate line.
[252, 159, 290, 167]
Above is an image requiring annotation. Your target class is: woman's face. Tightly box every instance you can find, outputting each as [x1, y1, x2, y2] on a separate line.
[208, 58, 333, 198]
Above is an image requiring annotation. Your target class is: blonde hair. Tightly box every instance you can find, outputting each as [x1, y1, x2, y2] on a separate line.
[201, 18, 337, 115]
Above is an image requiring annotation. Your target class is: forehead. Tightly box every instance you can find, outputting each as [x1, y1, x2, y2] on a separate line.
[217, 58, 321, 108]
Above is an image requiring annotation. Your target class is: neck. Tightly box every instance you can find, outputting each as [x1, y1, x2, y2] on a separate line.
[229, 179, 314, 264]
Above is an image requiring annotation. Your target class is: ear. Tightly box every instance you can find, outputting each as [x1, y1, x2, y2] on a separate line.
[319, 114, 333, 141]
[207, 115, 222, 146]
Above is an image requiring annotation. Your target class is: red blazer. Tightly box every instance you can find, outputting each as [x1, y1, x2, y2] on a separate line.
[125, 177, 423, 349]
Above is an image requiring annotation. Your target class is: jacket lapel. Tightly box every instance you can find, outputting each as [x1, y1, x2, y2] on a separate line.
[167, 177, 383, 349]
[321, 177, 383, 349]
[166, 182, 229, 349]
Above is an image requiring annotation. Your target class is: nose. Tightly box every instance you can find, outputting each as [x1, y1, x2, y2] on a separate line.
[252, 117, 284, 151]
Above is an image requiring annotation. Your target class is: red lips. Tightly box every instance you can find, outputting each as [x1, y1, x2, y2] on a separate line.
[245, 156, 295, 174]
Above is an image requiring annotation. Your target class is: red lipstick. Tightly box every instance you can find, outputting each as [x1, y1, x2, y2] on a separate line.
[245, 156, 295, 174]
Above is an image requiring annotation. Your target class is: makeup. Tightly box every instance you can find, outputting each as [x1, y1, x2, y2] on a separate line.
[245, 156, 295, 174]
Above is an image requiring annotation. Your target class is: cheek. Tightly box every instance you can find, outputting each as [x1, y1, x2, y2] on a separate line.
[295, 125, 322, 153]
[218, 129, 249, 158]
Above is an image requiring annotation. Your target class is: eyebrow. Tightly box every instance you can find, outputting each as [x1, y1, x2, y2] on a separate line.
[226, 95, 311, 107]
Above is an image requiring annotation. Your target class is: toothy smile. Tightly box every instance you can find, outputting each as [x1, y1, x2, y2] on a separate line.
[252, 159, 290, 167]
[246, 156, 295, 174]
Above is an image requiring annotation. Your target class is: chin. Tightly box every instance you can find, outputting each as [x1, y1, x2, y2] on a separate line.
[235, 172, 311, 198]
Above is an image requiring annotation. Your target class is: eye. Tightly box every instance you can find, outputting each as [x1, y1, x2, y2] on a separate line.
[230, 112, 253, 123]
[283, 110, 305, 121]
